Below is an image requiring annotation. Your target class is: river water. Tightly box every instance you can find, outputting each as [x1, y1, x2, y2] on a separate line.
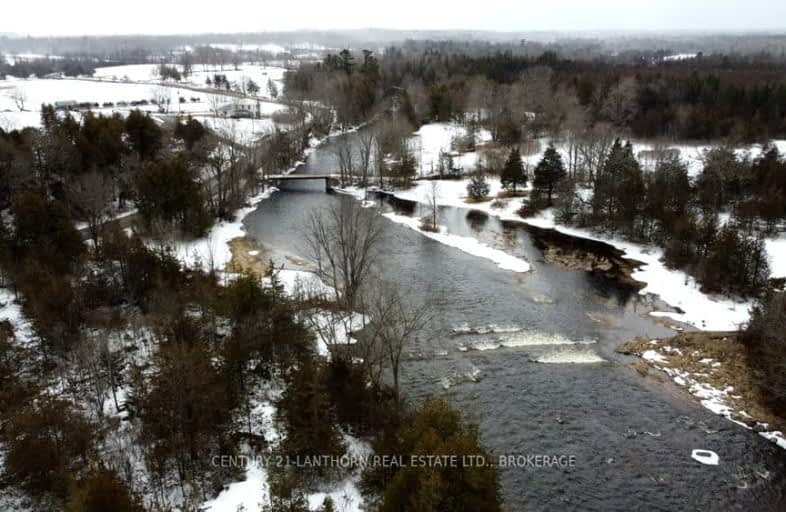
[243, 130, 786, 510]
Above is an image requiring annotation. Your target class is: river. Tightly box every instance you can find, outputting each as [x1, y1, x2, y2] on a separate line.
[242, 129, 786, 510]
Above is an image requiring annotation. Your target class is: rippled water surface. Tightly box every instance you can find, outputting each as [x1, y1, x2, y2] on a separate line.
[243, 133, 786, 510]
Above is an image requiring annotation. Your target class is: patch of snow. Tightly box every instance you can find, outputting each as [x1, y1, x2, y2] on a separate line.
[664, 53, 699, 61]
[277, 269, 334, 298]
[765, 236, 786, 279]
[201, 459, 270, 512]
[642, 350, 668, 363]
[759, 431, 786, 450]
[383, 211, 530, 272]
[0, 287, 36, 347]
[306, 477, 364, 511]
[165, 188, 277, 272]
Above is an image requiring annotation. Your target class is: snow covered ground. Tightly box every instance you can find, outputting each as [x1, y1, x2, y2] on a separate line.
[764, 236, 786, 279]
[0, 77, 286, 132]
[409, 122, 493, 175]
[192, 115, 277, 145]
[379, 123, 786, 330]
[383, 211, 530, 272]
[92, 62, 287, 101]
[0, 287, 36, 347]
[160, 188, 278, 274]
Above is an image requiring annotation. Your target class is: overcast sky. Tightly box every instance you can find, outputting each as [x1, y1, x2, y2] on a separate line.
[2, 0, 786, 36]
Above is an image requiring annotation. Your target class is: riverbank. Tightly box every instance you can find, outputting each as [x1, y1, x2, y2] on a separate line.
[376, 176, 766, 331]
[617, 332, 786, 450]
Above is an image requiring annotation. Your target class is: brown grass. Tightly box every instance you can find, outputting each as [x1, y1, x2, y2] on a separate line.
[633, 359, 650, 377]
[618, 332, 785, 430]
[495, 190, 529, 199]
[464, 196, 493, 204]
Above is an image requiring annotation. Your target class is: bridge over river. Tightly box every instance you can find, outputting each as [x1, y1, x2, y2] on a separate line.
[264, 173, 340, 191]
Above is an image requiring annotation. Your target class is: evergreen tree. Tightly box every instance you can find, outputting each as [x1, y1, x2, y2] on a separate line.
[376, 399, 502, 512]
[533, 144, 566, 205]
[500, 147, 527, 193]
[246, 79, 260, 95]
[466, 173, 490, 201]
[645, 155, 690, 241]
[124, 110, 162, 161]
[267, 78, 279, 99]
[136, 156, 211, 236]
[279, 355, 345, 476]
[742, 290, 786, 409]
[174, 117, 206, 151]
[592, 139, 644, 235]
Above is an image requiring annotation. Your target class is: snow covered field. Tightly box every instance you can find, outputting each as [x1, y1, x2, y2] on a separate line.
[192, 115, 277, 144]
[93, 62, 287, 101]
[0, 76, 288, 147]
[410, 122, 493, 175]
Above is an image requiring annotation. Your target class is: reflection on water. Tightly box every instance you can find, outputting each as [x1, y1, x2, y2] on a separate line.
[466, 209, 489, 232]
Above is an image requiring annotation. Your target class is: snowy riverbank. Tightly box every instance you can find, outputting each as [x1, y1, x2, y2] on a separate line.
[380, 174, 785, 331]
[619, 334, 786, 451]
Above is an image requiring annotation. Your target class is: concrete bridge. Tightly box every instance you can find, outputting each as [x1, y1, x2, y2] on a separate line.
[265, 173, 340, 192]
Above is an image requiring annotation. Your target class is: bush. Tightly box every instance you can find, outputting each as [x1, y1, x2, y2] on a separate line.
[466, 174, 490, 201]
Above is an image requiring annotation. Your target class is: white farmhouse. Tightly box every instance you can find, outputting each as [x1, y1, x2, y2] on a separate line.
[215, 98, 261, 118]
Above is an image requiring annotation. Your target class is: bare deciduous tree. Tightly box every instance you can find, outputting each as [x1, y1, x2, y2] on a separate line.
[152, 86, 170, 114]
[601, 77, 639, 128]
[357, 130, 376, 188]
[68, 170, 113, 247]
[304, 199, 385, 311]
[333, 137, 355, 186]
[420, 181, 440, 232]
[12, 87, 27, 111]
[368, 281, 431, 407]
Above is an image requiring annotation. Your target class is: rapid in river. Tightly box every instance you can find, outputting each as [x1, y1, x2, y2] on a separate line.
[242, 129, 786, 510]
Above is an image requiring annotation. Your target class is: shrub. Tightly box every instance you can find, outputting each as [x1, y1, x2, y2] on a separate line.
[466, 174, 490, 201]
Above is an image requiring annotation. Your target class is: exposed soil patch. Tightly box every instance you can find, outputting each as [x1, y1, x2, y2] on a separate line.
[518, 221, 646, 291]
[227, 237, 270, 276]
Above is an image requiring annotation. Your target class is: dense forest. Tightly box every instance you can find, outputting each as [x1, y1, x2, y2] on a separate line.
[0, 90, 503, 508]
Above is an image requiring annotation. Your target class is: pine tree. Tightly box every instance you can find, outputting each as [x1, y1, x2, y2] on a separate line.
[533, 144, 566, 205]
[592, 139, 644, 235]
[279, 355, 345, 477]
[500, 147, 526, 193]
[377, 399, 503, 512]
[466, 174, 490, 201]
